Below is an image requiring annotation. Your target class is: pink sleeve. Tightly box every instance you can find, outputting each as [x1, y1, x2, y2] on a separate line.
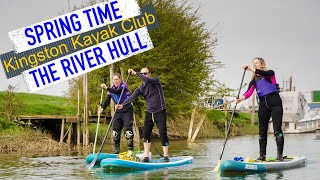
[243, 85, 255, 100]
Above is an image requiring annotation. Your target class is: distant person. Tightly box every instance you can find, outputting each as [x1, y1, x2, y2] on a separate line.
[235, 57, 284, 161]
[117, 67, 169, 162]
[99, 74, 134, 154]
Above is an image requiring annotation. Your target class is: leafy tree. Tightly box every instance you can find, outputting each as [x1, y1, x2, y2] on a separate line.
[68, 0, 221, 119]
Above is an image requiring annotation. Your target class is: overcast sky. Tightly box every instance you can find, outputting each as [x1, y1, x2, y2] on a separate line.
[1, 0, 319, 101]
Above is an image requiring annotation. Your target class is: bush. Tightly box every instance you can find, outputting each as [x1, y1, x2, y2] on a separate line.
[0, 118, 16, 130]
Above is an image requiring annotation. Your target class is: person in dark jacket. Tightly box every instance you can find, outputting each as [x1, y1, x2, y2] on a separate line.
[99, 74, 134, 154]
[235, 57, 284, 161]
[117, 67, 169, 162]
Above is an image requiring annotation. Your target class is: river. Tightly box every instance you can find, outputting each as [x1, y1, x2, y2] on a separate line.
[1, 132, 319, 179]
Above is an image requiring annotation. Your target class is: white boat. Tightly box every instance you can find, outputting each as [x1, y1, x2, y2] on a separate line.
[269, 91, 320, 134]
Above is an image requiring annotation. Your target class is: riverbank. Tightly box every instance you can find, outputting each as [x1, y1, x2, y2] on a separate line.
[0, 109, 258, 155]
[0, 118, 71, 155]
[0, 91, 258, 154]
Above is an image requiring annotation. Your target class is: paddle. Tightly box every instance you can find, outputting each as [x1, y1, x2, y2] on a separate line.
[150, 113, 164, 158]
[93, 88, 104, 153]
[87, 74, 130, 170]
[213, 68, 247, 172]
[152, 142, 164, 158]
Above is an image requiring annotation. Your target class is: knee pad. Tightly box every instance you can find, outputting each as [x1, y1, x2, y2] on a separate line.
[274, 132, 283, 137]
[113, 130, 120, 137]
[162, 141, 169, 146]
[113, 130, 120, 141]
[125, 130, 134, 139]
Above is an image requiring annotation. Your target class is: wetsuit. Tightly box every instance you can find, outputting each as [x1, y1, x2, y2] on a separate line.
[243, 69, 284, 158]
[122, 73, 169, 146]
[101, 82, 134, 153]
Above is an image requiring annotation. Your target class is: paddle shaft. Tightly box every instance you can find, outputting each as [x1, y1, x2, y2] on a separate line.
[93, 88, 104, 153]
[87, 74, 130, 169]
[218, 68, 247, 161]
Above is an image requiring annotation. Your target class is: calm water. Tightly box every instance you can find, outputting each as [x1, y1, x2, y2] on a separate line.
[1, 133, 319, 179]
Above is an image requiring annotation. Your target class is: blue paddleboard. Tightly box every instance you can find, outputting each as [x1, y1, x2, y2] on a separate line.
[101, 156, 193, 170]
[220, 156, 306, 172]
[86, 151, 145, 164]
[86, 153, 118, 164]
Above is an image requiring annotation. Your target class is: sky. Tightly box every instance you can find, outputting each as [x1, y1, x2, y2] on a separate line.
[1, 0, 320, 101]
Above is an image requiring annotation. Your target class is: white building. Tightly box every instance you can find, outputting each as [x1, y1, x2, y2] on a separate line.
[268, 91, 319, 134]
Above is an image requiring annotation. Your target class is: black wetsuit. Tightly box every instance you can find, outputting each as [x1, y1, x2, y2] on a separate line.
[243, 69, 284, 157]
[101, 82, 134, 153]
[122, 73, 169, 146]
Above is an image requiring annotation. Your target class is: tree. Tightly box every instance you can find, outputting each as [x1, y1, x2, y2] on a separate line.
[68, 0, 221, 118]
[0, 85, 24, 121]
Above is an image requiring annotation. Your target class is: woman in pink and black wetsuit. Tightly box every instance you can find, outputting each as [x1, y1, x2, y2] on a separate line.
[235, 57, 284, 161]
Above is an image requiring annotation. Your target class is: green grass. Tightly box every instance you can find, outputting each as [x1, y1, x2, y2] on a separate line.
[0, 92, 76, 115]
[205, 109, 259, 137]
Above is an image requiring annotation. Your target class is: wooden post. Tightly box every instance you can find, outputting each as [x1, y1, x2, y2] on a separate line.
[82, 105, 86, 146]
[132, 112, 140, 145]
[190, 115, 206, 143]
[60, 119, 65, 143]
[120, 67, 125, 82]
[83, 74, 89, 146]
[77, 90, 81, 146]
[289, 76, 292, 91]
[188, 109, 196, 142]
[67, 123, 73, 145]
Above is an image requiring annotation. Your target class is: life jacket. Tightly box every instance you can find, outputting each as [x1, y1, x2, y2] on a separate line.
[255, 76, 279, 97]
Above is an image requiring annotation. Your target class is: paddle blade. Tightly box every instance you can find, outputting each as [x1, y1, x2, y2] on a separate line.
[86, 155, 98, 170]
[213, 160, 221, 172]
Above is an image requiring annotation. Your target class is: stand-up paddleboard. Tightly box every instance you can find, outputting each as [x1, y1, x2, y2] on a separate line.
[86, 151, 146, 164]
[220, 156, 306, 172]
[101, 156, 193, 170]
[86, 153, 118, 164]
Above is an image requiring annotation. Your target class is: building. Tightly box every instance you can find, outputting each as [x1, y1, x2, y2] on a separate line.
[268, 91, 319, 134]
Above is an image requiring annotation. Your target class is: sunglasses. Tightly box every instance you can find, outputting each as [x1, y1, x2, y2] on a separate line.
[140, 72, 149, 75]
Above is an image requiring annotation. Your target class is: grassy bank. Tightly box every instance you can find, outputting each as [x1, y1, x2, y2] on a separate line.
[0, 92, 76, 115]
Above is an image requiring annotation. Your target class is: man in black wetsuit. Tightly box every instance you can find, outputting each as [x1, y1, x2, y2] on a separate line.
[117, 67, 169, 162]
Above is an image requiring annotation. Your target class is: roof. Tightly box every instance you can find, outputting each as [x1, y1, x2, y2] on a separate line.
[308, 103, 320, 109]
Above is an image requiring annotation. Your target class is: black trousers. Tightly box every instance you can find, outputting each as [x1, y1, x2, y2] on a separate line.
[143, 109, 169, 146]
[258, 92, 284, 156]
[112, 104, 134, 151]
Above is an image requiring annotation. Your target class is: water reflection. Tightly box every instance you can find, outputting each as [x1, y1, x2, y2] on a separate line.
[96, 166, 170, 180]
[218, 171, 284, 180]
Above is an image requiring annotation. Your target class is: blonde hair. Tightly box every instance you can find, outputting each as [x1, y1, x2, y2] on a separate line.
[113, 73, 122, 81]
[251, 57, 267, 80]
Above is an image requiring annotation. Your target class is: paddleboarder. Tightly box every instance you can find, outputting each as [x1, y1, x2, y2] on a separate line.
[117, 67, 170, 162]
[99, 74, 134, 154]
[235, 57, 284, 161]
